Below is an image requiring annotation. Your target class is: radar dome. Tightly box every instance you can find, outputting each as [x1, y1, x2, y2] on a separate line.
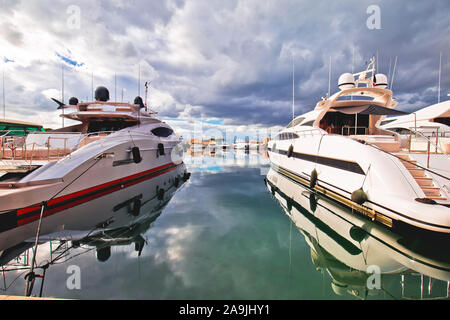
[68, 97, 79, 105]
[94, 86, 110, 102]
[134, 96, 145, 108]
[374, 74, 388, 89]
[338, 73, 355, 90]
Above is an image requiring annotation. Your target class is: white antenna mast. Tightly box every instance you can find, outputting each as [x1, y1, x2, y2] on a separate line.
[91, 71, 94, 101]
[351, 48, 355, 101]
[145, 81, 151, 111]
[327, 56, 332, 98]
[352, 48, 355, 74]
[114, 72, 117, 102]
[376, 50, 379, 73]
[387, 57, 392, 85]
[2, 69, 5, 119]
[138, 63, 141, 97]
[61, 64, 65, 128]
[390, 56, 398, 91]
[292, 54, 295, 120]
[438, 51, 442, 104]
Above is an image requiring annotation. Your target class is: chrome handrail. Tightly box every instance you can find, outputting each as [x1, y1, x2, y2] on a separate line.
[407, 128, 450, 168]
[409, 128, 448, 155]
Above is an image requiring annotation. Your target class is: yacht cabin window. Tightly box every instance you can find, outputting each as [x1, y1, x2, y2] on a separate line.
[287, 117, 305, 128]
[151, 127, 174, 137]
[300, 120, 315, 127]
[319, 111, 369, 135]
[276, 132, 299, 140]
[87, 120, 138, 134]
[388, 127, 412, 135]
[434, 117, 450, 126]
[380, 119, 396, 126]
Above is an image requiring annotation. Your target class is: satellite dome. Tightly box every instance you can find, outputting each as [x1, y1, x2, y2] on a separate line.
[374, 74, 388, 89]
[68, 97, 79, 105]
[338, 73, 356, 90]
[134, 96, 145, 108]
[94, 86, 110, 102]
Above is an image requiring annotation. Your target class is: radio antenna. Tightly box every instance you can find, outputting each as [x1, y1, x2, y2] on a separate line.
[390, 56, 398, 91]
[91, 71, 94, 101]
[327, 56, 332, 98]
[2, 69, 5, 119]
[145, 81, 150, 111]
[438, 52, 442, 103]
[61, 64, 65, 128]
[292, 54, 295, 120]
[138, 63, 141, 97]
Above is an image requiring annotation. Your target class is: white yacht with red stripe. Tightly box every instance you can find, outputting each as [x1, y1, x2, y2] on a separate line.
[0, 86, 186, 240]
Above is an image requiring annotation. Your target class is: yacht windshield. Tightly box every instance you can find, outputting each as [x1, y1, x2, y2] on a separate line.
[287, 117, 305, 128]
[87, 120, 138, 133]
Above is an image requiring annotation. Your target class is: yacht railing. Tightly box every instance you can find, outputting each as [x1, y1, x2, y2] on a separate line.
[407, 127, 450, 167]
[0, 129, 167, 164]
[296, 128, 326, 137]
[0, 131, 112, 162]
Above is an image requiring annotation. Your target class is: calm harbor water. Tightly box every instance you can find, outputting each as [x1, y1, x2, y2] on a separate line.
[1, 150, 449, 300]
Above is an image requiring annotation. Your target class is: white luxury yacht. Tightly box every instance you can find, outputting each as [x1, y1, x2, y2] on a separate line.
[379, 100, 450, 153]
[267, 58, 450, 235]
[0, 86, 185, 241]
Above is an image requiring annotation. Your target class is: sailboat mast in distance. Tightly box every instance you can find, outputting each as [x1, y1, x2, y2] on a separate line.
[292, 55, 295, 120]
[2, 69, 5, 119]
[438, 52, 442, 104]
[61, 64, 65, 128]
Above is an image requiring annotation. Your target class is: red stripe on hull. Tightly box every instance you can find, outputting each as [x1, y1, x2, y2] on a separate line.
[16, 162, 180, 226]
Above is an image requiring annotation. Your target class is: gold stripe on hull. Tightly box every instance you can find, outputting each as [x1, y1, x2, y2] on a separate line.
[276, 166, 393, 228]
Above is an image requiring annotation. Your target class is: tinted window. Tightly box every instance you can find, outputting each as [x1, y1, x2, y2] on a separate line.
[301, 120, 315, 126]
[88, 121, 137, 133]
[151, 127, 174, 137]
[390, 127, 411, 135]
[380, 119, 396, 126]
[287, 117, 305, 128]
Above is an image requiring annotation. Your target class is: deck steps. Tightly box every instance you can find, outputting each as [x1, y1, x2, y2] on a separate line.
[398, 154, 447, 201]
[416, 179, 434, 187]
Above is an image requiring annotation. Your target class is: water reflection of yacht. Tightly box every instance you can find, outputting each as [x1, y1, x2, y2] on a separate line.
[0, 163, 189, 296]
[268, 58, 450, 235]
[0, 157, 189, 252]
[233, 140, 249, 151]
[265, 167, 450, 299]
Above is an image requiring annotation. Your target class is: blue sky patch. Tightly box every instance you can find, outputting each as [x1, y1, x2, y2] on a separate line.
[56, 52, 84, 67]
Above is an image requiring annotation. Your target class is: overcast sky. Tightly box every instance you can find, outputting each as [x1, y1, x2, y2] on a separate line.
[1, 0, 449, 137]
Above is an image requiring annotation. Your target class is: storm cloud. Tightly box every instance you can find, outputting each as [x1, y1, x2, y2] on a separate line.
[0, 0, 449, 131]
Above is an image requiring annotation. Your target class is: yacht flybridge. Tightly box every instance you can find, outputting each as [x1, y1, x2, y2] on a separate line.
[268, 58, 450, 235]
[0, 86, 187, 240]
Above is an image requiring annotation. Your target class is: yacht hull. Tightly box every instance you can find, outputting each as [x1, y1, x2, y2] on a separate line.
[0, 124, 187, 250]
[0, 157, 187, 252]
[268, 134, 450, 234]
[265, 167, 450, 287]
